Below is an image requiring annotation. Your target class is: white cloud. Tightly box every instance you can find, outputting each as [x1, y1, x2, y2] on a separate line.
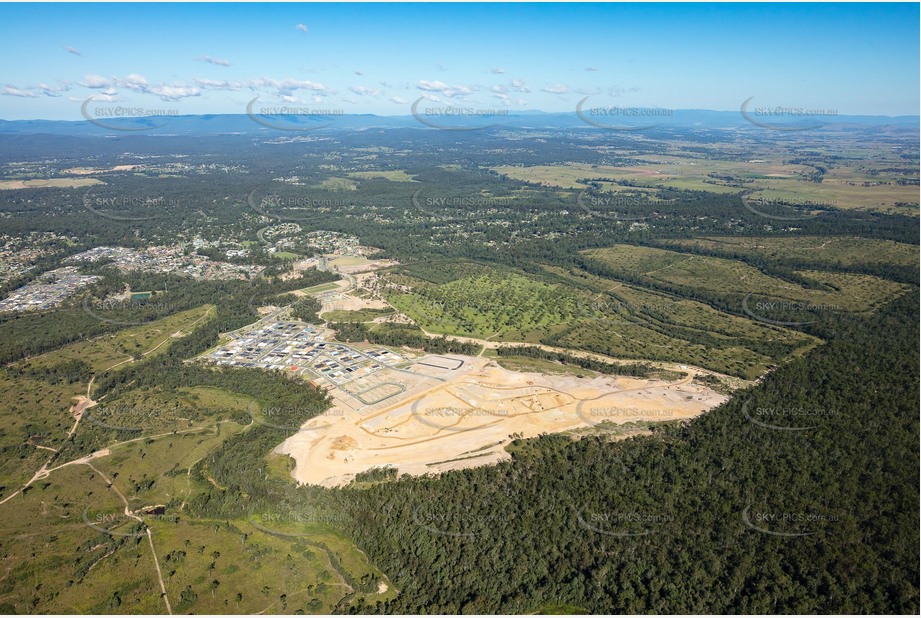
[191, 77, 332, 99]
[541, 84, 569, 95]
[608, 85, 640, 97]
[198, 55, 231, 67]
[3, 81, 72, 98]
[491, 67, 505, 74]
[80, 73, 111, 88]
[118, 74, 149, 92]
[574, 86, 602, 95]
[295, 23, 308, 33]
[417, 80, 473, 98]
[585, 67, 598, 72]
[383, 81, 410, 90]
[271, 78, 330, 96]
[147, 84, 201, 101]
[354, 70, 363, 76]
[349, 85, 380, 97]
[1, 86, 37, 98]
[37, 82, 70, 97]
[509, 79, 530, 93]
[194, 78, 236, 89]
[64, 46, 81, 56]
[389, 96, 407, 104]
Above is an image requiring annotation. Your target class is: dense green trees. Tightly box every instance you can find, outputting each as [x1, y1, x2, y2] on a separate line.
[337, 293, 919, 614]
[289, 296, 323, 324]
[0, 128, 916, 614]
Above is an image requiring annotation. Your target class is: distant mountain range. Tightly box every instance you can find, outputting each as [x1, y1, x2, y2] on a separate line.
[0, 108, 917, 136]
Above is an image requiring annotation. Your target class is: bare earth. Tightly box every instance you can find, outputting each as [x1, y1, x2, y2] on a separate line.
[0, 178, 104, 190]
[277, 354, 728, 487]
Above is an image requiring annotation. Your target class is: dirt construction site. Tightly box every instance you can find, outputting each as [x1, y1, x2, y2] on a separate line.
[276, 354, 729, 487]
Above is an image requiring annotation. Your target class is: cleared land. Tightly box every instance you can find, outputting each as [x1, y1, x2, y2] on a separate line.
[493, 155, 919, 213]
[277, 354, 728, 487]
[347, 170, 417, 182]
[0, 178, 105, 190]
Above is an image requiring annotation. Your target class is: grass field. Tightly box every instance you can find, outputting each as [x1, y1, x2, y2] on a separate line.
[0, 307, 218, 500]
[493, 156, 919, 213]
[321, 307, 395, 322]
[347, 170, 417, 182]
[665, 236, 920, 269]
[384, 260, 818, 379]
[313, 177, 358, 191]
[582, 245, 908, 313]
[494, 162, 754, 194]
[17, 304, 215, 375]
[0, 295, 393, 614]
[385, 266, 605, 341]
[0, 460, 394, 614]
[302, 281, 342, 295]
[543, 265, 818, 379]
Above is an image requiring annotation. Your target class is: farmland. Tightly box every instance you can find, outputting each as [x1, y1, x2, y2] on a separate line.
[493, 146, 919, 214]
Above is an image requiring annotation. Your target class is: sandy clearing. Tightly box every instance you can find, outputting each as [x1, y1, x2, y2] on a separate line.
[277, 355, 728, 487]
[0, 178, 104, 190]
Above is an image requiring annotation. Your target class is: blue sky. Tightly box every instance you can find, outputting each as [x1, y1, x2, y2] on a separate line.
[0, 2, 918, 120]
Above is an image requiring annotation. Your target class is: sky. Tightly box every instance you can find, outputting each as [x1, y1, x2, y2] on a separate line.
[0, 2, 918, 120]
